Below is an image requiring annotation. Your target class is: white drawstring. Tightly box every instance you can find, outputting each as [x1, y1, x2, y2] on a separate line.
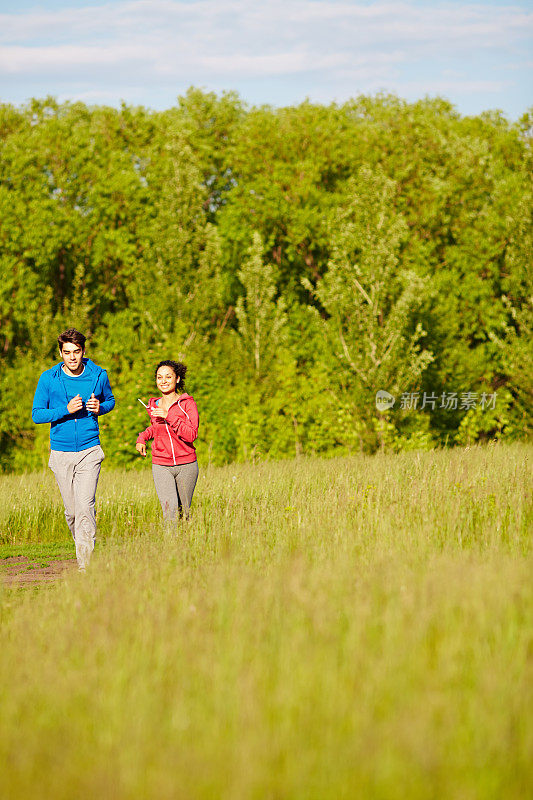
[177, 399, 191, 421]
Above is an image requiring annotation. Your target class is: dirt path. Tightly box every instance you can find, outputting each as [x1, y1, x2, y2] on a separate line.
[1, 556, 78, 587]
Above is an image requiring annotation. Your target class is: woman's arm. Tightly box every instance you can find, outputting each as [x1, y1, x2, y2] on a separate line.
[136, 425, 155, 443]
[167, 399, 199, 443]
[135, 424, 155, 457]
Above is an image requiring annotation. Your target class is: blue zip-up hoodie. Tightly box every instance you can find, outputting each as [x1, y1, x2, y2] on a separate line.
[32, 358, 115, 452]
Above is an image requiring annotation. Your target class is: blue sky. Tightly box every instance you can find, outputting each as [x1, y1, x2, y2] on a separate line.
[0, 0, 531, 118]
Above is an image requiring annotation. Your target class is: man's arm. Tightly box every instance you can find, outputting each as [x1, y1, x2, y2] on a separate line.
[32, 373, 69, 424]
[97, 371, 115, 416]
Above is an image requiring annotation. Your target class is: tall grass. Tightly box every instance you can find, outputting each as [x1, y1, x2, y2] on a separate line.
[0, 442, 531, 799]
[1, 442, 530, 552]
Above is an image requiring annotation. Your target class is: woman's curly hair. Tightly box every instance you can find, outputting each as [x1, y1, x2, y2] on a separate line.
[155, 360, 187, 390]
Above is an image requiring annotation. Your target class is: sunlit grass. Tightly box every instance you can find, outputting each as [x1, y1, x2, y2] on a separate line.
[0, 442, 531, 799]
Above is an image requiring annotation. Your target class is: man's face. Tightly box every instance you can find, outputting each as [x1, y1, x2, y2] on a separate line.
[60, 343, 84, 373]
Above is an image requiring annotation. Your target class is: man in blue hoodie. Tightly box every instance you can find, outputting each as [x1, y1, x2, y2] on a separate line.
[32, 329, 115, 571]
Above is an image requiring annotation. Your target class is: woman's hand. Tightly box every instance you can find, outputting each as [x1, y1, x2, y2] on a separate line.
[150, 407, 168, 419]
[136, 442, 146, 457]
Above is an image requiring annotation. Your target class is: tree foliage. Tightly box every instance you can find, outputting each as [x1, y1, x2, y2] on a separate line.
[0, 92, 531, 470]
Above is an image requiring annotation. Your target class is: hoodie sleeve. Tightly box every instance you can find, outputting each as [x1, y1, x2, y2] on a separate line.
[32, 372, 69, 424]
[97, 370, 115, 416]
[137, 424, 155, 443]
[167, 398, 199, 443]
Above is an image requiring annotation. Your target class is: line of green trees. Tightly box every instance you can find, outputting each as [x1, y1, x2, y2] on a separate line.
[1, 90, 531, 471]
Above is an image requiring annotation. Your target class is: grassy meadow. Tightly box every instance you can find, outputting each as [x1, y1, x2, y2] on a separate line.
[0, 442, 532, 799]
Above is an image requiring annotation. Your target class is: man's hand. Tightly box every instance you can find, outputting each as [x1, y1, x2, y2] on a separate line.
[150, 407, 168, 419]
[67, 394, 83, 414]
[136, 442, 147, 457]
[86, 393, 100, 414]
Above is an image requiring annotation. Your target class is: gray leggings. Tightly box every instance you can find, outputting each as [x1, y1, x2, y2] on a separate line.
[152, 461, 199, 520]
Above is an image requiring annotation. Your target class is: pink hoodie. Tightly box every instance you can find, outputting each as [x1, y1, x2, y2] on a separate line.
[136, 394, 199, 466]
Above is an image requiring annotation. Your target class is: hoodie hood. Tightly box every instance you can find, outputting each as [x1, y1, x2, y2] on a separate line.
[52, 358, 102, 378]
[52, 358, 106, 398]
[148, 393, 192, 405]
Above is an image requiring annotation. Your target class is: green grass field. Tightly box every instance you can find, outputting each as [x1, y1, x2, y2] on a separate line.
[1, 443, 531, 799]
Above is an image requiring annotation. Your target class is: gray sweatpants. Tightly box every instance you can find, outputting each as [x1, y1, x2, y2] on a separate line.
[152, 461, 199, 521]
[49, 445, 105, 569]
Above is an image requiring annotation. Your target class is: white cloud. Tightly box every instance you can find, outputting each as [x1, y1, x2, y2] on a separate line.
[0, 0, 531, 112]
[0, 44, 153, 72]
[397, 78, 510, 96]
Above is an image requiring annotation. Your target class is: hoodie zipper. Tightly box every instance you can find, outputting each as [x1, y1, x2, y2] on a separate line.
[165, 422, 177, 465]
[57, 361, 100, 451]
[59, 366, 78, 451]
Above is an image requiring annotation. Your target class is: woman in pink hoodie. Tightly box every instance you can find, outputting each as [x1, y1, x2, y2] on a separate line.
[136, 360, 199, 521]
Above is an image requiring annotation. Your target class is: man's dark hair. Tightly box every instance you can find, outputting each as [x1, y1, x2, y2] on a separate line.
[155, 360, 187, 389]
[58, 329, 86, 352]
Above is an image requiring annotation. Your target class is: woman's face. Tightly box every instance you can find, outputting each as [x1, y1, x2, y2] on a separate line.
[156, 367, 178, 394]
